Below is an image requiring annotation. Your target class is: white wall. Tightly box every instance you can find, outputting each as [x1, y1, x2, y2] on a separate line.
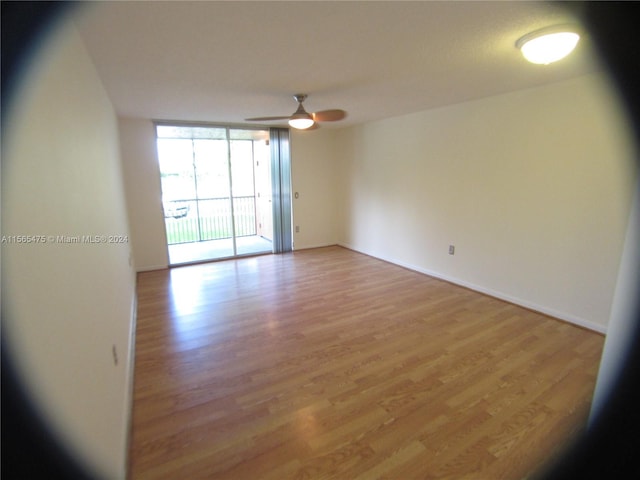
[290, 128, 341, 249]
[336, 73, 636, 332]
[2, 24, 136, 479]
[118, 117, 169, 271]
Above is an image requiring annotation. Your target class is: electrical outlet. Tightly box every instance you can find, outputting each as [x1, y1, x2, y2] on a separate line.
[295, 226, 300, 233]
[449, 245, 455, 255]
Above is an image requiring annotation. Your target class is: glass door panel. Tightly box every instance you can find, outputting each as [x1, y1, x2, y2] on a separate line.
[158, 138, 199, 244]
[157, 125, 273, 264]
[194, 139, 232, 242]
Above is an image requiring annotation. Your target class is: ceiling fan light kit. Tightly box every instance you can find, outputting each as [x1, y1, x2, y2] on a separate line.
[288, 117, 315, 130]
[516, 25, 580, 65]
[246, 93, 346, 130]
[288, 96, 315, 129]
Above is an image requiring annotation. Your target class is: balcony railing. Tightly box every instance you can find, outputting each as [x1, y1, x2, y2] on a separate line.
[164, 196, 257, 245]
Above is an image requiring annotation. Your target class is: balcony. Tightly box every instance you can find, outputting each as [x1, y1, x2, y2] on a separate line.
[164, 196, 259, 245]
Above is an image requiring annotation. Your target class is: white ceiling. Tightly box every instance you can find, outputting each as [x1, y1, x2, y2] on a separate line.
[73, 1, 602, 128]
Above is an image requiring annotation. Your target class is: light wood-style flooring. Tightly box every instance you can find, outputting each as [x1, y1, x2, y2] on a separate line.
[129, 246, 604, 479]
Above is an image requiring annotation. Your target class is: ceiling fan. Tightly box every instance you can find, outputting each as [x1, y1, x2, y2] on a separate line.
[245, 94, 347, 130]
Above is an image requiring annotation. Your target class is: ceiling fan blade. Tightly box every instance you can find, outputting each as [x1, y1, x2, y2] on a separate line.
[312, 109, 347, 122]
[245, 115, 290, 122]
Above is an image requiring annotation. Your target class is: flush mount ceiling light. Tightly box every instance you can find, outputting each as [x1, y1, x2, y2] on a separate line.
[516, 25, 581, 65]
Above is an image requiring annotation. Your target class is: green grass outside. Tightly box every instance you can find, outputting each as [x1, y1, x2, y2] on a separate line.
[166, 214, 256, 244]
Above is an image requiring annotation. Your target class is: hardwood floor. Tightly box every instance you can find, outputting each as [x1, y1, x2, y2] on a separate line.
[129, 246, 604, 479]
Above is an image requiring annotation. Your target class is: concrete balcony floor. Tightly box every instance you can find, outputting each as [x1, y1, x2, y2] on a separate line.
[168, 235, 272, 265]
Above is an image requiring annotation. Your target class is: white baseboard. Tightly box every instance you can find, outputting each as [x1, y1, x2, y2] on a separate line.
[122, 293, 138, 478]
[293, 242, 337, 251]
[338, 242, 607, 334]
[136, 264, 168, 272]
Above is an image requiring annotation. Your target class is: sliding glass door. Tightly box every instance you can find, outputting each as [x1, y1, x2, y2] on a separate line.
[156, 125, 273, 264]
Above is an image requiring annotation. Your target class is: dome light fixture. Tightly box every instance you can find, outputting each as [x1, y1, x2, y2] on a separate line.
[516, 25, 581, 65]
